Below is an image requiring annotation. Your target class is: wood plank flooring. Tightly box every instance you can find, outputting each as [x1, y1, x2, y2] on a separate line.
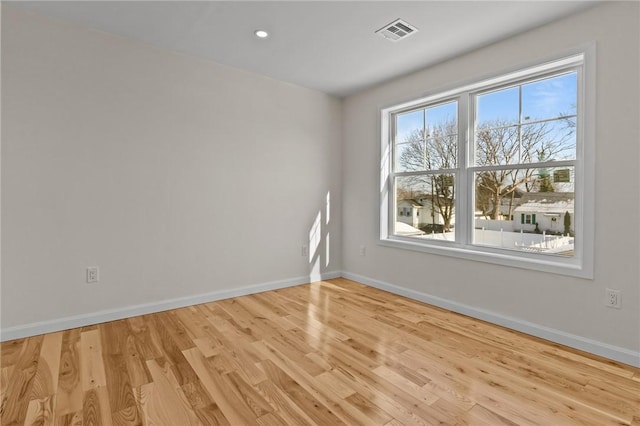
[1, 278, 639, 425]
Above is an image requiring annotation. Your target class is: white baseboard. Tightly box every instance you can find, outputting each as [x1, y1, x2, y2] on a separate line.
[0, 271, 341, 342]
[342, 271, 640, 368]
[3, 269, 637, 368]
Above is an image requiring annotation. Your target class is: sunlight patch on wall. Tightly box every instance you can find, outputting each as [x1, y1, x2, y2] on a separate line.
[309, 211, 321, 263]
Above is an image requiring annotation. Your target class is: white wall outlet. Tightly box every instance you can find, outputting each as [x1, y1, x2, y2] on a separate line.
[359, 245, 366, 256]
[87, 266, 99, 283]
[605, 288, 621, 309]
[301, 245, 308, 257]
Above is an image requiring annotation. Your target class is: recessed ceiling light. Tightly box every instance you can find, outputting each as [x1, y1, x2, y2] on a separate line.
[254, 30, 269, 39]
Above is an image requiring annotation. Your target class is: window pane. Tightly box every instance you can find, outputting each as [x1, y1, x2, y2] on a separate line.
[476, 86, 519, 126]
[425, 101, 458, 169]
[522, 72, 577, 122]
[396, 109, 424, 143]
[474, 166, 575, 257]
[396, 135, 458, 172]
[475, 118, 576, 166]
[426, 134, 458, 169]
[520, 118, 576, 163]
[395, 175, 456, 241]
[474, 124, 520, 166]
[426, 101, 457, 135]
[396, 141, 426, 172]
[395, 102, 458, 171]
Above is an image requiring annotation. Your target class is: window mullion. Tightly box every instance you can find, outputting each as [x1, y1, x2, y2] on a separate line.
[458, 93, 470, 246]
[422, 109, 427, 170]
[518, 84, 523, 164]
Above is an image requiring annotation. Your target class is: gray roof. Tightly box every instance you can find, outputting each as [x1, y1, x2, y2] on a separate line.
[398, 199, 423, 207]
[514, 192, 574, 213]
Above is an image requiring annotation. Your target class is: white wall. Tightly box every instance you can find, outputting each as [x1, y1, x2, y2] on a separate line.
[2, 3, 638, 367]
[342, 2, 639, 360]
[1, 7, 342, 332]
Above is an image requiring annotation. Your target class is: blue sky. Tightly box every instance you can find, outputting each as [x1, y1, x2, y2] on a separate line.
[396, 101, 456, 142]
[396, 72, 577, 143]
[477, 72, 577, 125]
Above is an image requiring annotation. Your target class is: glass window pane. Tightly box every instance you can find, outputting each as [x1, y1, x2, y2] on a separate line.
[395, 109, 424, 144]
[520, 118, 576, 163]
[426, 101, 457, 135]
[396, 141, 426, 172]
[474, 167, 575, 257]
[426, 134, 458, 169]
[395, 175, 456, 241]
[476, 86, 519, 126]
[522, 72, 577, 122]
[474, 125, 520, 166]
[396, 134, 458, 172]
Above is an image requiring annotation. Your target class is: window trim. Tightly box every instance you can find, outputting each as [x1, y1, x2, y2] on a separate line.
[379, 47, 595, 279]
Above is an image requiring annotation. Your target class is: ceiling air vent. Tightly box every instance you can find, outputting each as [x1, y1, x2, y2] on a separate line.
[376, 19, 418, 42]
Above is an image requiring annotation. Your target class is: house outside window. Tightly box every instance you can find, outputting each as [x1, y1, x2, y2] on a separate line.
[380, 52, 594, 278]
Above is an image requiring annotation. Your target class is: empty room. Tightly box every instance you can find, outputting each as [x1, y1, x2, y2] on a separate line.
[1, 1, 639, 425]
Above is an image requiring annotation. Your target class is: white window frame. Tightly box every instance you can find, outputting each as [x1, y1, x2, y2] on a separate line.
[379, 49, 595, 278]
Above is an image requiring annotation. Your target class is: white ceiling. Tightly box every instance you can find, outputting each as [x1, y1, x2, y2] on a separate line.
[10, 1, 598, 97]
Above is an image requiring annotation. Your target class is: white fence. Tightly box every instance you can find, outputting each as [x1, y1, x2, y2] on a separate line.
[417, 228, 574, 254]
[475, 219, 514, 232]
[474, 229, 573, 253]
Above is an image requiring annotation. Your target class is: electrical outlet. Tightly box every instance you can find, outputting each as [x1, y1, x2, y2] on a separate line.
[87, 266, 99, 283]
[605, 288, 621, 309]
[301, 246, 308, 257]
[359, 245, 366, 256]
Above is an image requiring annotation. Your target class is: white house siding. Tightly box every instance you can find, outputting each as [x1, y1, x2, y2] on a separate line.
[513, 197, 575, 234]
[396, 199, 423, 228]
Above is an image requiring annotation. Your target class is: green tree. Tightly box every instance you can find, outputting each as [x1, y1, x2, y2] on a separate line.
[563, 211, 571, 235]
[537, 149, 555, 192]
[538, 172, 555, 192]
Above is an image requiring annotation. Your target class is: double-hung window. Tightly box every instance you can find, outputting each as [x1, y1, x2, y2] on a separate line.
[380, 53, 593, 277]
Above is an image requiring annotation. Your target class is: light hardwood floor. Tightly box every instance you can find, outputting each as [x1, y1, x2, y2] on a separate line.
[1, 278, 639, 425]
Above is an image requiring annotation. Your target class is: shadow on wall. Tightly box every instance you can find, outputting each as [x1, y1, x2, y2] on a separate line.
[308, 191, 331, 281]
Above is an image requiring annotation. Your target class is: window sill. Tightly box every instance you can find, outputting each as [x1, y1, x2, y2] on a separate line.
[378, 237, 592, 279]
